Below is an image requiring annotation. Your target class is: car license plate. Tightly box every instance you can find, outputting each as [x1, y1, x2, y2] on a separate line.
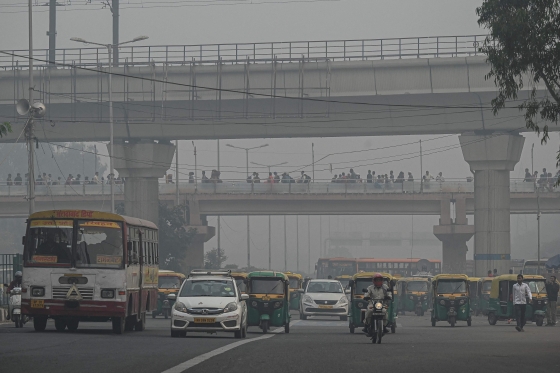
[193, 318, 215, 323]
[318, 305, 333, 309]
[31, 300, 44, 308]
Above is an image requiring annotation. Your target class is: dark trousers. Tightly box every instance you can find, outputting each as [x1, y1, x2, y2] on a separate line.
[515, 304, 526, 328]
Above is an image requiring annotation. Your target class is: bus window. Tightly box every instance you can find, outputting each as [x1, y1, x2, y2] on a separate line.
[25, 220, 73, 265]
[76, 221, 124, 268]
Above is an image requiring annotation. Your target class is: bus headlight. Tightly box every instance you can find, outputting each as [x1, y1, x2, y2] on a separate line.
[101, 289, 115, 299]
[31, 287, 45, 297]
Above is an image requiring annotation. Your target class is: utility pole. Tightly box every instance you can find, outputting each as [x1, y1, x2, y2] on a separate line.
[531, 143, 534, 175]
[268, 215, 272, 270]
[217, 139, 221, 265]
[319, 216, 322, 258]
[312, 143, 315, 182]
[296, 216, 299, 272]
[112, 0, 119, 67]
[175, 140, 179, 205]
[284, 216, 287, 271]
[27, 0, 35, 215]
[48, 0, 56, 65]
[308, 215, 311, 274]
[537, 188, 541, 275]
[419, 140, 423, 193]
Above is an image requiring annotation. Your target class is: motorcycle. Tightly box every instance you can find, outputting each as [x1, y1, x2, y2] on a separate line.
[9, 287, 27, 328]
[363, 295, 389, 344]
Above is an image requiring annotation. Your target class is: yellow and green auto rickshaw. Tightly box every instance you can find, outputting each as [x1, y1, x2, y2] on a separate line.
[430, 274, 471, 327]
[284, 272, 304, 311]
[396, 277, 430, 316]
[231, 272, 248, 294]
[153, 270, 186, 319]
[468, 277, 481, 316]
[247, 271, 291, 334]
[479, 277, 493, 315]
[348, 272, 397, 334]
[486, 274, 547, 326]
[335, 275, 353, 291]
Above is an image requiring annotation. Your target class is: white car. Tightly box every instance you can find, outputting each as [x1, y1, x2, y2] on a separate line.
[299, 279, 348, 320]
[171, 270, 249, 338]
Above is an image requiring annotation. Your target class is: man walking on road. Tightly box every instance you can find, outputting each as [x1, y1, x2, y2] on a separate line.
[512, 274, 532, 332]
[545, 275, 558, 326]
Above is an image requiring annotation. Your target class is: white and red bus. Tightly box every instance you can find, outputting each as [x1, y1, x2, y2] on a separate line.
[21, 210, 158, 334]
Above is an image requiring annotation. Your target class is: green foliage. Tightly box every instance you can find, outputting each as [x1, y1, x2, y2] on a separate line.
[204, 248, 228, 269]
[0, 122, 12, 138]
[477, 0, 560, 168]
[159, 203, 195, 273]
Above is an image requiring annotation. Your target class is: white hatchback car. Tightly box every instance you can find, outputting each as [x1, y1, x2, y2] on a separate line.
[171, 270, 249, 338]
[300, 279, 348, 320]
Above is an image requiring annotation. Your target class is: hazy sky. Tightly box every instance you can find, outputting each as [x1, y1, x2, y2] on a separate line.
[1, 0, 559, 270]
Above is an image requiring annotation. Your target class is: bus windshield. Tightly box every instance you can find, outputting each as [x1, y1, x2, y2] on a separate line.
[75, 221, 123, 268]
[25, 220, 73, 266]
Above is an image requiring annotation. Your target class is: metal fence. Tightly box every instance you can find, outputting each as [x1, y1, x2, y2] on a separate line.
[0, 254, 22, 307]
[0, 34, 488, 70]
[0, 178, 555, 197]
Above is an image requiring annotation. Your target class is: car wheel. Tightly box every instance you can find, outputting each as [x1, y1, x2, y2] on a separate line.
[241, 321, 247, 338]
[300, 313, 307, 320]
[234, 328, 242, 338]
[349, 324, 355, 334]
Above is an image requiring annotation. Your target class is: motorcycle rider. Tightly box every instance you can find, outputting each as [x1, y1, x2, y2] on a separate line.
[6, 271, 22, 320]
[363, 273, 391, 335]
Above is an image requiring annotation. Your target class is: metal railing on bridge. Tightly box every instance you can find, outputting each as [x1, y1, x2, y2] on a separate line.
[0, 178, 554, 197]
[0, 34, 488, 70]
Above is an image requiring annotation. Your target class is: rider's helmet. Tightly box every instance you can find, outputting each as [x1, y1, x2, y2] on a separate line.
[15, 271, 22, 278]
[373, 273, 383, 286]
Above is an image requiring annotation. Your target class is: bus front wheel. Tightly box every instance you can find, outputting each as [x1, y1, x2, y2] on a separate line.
[33, 316, 47, 332]
[112, 317, 126, 334]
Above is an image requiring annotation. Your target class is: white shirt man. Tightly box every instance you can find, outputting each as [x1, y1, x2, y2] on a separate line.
[512, 275, 532, 331]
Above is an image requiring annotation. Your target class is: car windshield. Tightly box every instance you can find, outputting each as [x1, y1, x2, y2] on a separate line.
[525, 280, 546, 294]
[306, 281, 343, 293]
[355, 278, 389, 293]
[235, 278, 247, 293]
[180, 279, 236, 297]
[250, 278, 284, 294]
[75, 221, 123, 268]
[436, 280, 467, 294]
[482, 281, 492, 292]
[289, 279, 301, 289]
[407, 281, 428, 292]
[159, 276, 182, 289]
[25, 220, 74, 266]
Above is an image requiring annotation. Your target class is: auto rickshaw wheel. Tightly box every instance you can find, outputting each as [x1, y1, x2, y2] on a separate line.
[54, 318, 67, 332]
[152, 311, 157, 319]
[262, 320, 269, 334]
[488, 313, 497, 325]
[431, 319, 436, 327]
[467, 318, 472, 327]
[391, 323, 396, 333]
[134, 312, 146, 331]
[349, 324, 355, 333]
[300, 313, 307, 320]
[535, 316, 544, 326]
[284, 322, 290, 334]
[376, 319, 383, 344]
[164, 309, 169, 319]
[449, 316, 456, 327]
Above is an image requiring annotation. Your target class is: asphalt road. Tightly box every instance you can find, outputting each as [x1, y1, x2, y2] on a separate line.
[0, 313, 558, 373]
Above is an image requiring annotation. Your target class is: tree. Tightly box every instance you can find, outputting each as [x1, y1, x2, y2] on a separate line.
[204, 248, 228, 269]
[158, 203, 196, 273]
[477, 0, 560, 169]
[0, 122, 12, 138]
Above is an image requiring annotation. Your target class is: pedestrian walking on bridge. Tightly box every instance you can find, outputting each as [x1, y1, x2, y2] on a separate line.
[545, 275, 558, 326]
[513, 274, 532, 332]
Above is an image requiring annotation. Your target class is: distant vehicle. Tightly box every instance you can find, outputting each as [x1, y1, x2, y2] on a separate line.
[316, 258, 357, 279]
[21, 210, 159, 334]
[315, 257, 442, 279]
[523, 260, 548, 275]
[300, 279, 348, 321]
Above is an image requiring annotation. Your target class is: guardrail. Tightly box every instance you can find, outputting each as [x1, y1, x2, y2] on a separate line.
[0, 178, 555, 197]
[0, 34, 488, 70]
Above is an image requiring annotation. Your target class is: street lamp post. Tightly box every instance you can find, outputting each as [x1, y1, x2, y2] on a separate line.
[250, 160, 288, 270]
[225, 143, 269, 269]
[71, 36, 148, 214]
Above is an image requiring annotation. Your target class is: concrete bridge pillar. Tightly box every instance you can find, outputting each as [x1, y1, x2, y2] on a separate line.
[183, 195, 215, 272]
[459, 132, 524, 276]
[111, 140, 175, 224]
[433, 196, 474, 274]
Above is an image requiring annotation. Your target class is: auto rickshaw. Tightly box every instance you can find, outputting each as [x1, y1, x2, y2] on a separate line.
[486, 274, 547, 326]
[284, 272, 304, 310]
[430, 274, 471, 327]
[467, 277, 481, 316]
[348, 272, 397, 334]
[247, 271, 291, 334]
[396, 277, 430, 316]
[153, 270, 186, 318]
[479, 277, 493, 315]
[231, 272, 248, 294]
[335, 275, 352, 291]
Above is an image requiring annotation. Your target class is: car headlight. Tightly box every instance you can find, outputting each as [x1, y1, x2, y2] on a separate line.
[440, 300, 445, 306]
[357, 302, 364, 308]
[101, 289, 115, 299]
[459, 299, 465, 305]
[174, 301, 188, 313]
[31, 287, 45, 297]
[339, 296, 348, 304]
[224, 302, 238, 313]
[273, 301, 283, 309]
[303, 295, 314, 304]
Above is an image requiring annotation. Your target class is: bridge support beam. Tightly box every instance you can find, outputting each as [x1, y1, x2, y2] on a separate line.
[460, 132, 524, 276]
[183, 195, 216, 271]
[434, 196, 474, 274]
[111, 140, 175, 224]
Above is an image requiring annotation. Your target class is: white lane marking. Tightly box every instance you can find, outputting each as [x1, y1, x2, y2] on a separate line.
[161, 321, 299, 373]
